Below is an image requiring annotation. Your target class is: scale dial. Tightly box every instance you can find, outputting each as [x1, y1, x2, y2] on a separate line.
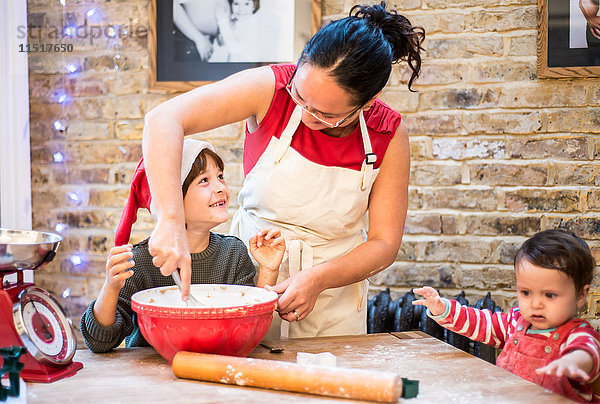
[12, 286, 77, 365]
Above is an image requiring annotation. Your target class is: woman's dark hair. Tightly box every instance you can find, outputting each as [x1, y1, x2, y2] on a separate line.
[514, 229, 595, 294]
[182, 148, 225, 198]
[298, 1, 425, 104]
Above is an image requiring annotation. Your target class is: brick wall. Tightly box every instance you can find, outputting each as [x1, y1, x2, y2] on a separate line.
[26, 0, 600, 336]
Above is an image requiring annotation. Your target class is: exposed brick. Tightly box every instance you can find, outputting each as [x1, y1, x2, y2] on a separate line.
[462, 111, 542, 134]
[544, 217, 600, 240]
[588, 190, 600, 211]
[510, 137, 589, 159]
[554, 163, 600, 186]
[410, 163, 462, 186]
[380, 89, 419, 112]
[30, 166, 50, 186]
[409, 137, 431, 160]
[69, 142, 142, 164]
[463, 215, 541, 236]
[505, 189, 581, 213]
[469, 163, 547, 186]
[469, 60, 537, 83]
[422, 188, 497, 210]
[67, 167, 111, 184]
[588, 86, 600, 106]
[425, 0, 535, 7]
[402, 114, 461, 136]
[401, 62, 466, 86]
[499, 84, 587, 108]
[115, 119, 144, 140]
[426, 35, 503, 59]
[419, 238, 493, 263]
[86, 234, 114, 254]
[396, 240, 417, 261]
[433, 138, 505, 160]
[88, 188, 129, 208]
[466, 6, 537, 31]
[455, 265, 515, 290]
[55, 76, 109, 97]
[65, 121, 111, 140]
[404, 214, 442, 234]
[507, 35, 537, 57]
[407, 188, 422, 210]
[370, 262, 455, 288]
[441, 215, 459, 234]
[494, 239, 524, 264]
[420, 87, 500, 110]
[56, 210, 111, 228]
[546, 109, 600, 133]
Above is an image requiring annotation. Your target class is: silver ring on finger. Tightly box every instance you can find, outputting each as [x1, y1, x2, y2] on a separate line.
[292, 310, 301, 321]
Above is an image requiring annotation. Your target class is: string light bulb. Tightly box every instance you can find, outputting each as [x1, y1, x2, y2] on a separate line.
[53, 152, 65, 163]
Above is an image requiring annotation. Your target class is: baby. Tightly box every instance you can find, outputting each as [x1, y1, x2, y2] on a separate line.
[81, 139, 285, 353]
[414, 229, 600, 402]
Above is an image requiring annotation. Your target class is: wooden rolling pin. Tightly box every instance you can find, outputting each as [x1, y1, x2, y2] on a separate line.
[172, 351, 402, 402]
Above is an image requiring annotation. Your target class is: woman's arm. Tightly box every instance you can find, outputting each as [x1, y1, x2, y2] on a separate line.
[580, 0, 600, 40]
[142, 66, 276, 299]
[274, 122, 410, 321]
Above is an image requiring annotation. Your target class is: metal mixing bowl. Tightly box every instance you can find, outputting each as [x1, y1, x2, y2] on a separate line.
[0, 229, 62, 273]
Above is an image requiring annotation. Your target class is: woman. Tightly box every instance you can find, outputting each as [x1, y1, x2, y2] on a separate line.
[143, 2, 425, 338]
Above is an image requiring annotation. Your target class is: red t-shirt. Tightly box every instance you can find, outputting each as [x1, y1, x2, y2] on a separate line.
[243, 64, 402, 176]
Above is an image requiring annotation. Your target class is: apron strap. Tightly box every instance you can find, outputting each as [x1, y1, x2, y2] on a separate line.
[273, 106, 303, 165]
[288, 239, 314, 276]
[359, 111, 376, 191]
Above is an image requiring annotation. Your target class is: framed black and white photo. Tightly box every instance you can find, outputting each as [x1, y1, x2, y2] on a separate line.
[538, 0, 600, 78]
[149, 0, 321, 91]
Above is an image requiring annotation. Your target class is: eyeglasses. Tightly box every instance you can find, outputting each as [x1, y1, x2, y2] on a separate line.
[285, 69, 364, 129]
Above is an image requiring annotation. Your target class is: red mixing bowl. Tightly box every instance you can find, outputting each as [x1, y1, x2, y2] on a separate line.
[131, 284, 278, 363]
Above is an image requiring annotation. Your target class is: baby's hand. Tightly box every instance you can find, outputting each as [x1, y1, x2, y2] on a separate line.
[536, 353, 592, 382]
[249, 228, 285, 272]
[105, 245, 135, 292]
[412, 286, 446, 317]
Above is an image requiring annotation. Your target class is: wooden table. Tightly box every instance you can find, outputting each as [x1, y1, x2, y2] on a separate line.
[27, 332, 570, 403]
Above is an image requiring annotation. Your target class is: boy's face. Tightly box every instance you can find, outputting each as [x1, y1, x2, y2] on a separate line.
[515, 259, 589, 330]
[183, 158, 230, 230]
[232, 0, 254, 17]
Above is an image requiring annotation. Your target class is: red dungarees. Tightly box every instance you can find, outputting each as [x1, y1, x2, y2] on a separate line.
[497, 316, 597, 402]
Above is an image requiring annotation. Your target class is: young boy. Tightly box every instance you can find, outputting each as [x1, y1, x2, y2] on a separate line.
[413, 229, 600, 402]
[81, 140, 285, 353]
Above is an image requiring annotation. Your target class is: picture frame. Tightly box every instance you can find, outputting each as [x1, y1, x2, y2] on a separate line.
[537, 0, 600, 78]
[149, 0, 322, 92]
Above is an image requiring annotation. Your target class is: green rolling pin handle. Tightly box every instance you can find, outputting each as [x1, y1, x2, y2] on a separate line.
[401, 377, 419, 399]
[0, 346, 27, 400]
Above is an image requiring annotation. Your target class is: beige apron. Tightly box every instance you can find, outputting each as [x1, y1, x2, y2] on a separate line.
[230, 105, 379, 338]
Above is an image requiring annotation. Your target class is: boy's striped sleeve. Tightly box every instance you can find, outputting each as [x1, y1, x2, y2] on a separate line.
[428, 298, 516, 349]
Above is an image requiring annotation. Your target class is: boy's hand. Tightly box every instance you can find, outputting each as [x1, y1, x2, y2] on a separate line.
[249, 228, 285, 272]
[536, 351, 594, 382]
[105, 245, 135, 292]
[412, 286, 446, 317]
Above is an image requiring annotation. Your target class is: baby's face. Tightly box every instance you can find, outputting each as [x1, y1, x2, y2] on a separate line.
[232, 0, 254, 17]
[515, 259, 588, 330]
[183, 158, 230, 229]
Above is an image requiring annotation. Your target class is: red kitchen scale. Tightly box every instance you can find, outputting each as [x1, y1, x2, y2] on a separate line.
[0, 228, 82, 383]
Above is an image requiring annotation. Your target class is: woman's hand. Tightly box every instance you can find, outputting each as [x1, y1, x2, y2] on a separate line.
[412, 286, 446, 317]
[148, 218, 192, 299]
[104, 245, 135, 292]
[268, 269, 322, 322]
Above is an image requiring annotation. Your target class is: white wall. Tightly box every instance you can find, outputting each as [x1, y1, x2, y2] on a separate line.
[0, 0, 32, 231]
